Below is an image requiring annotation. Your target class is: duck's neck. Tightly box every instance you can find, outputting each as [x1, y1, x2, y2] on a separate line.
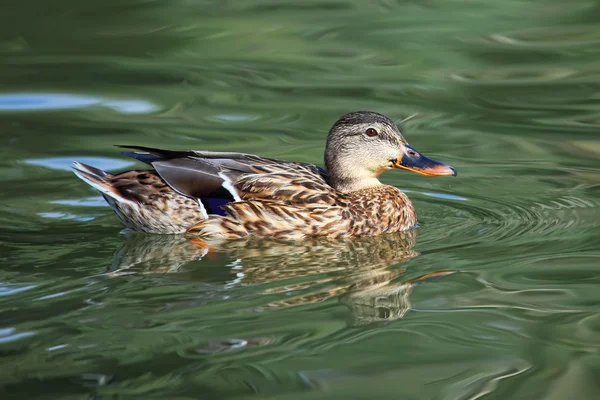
[328, 176, 383, 193]
[325, 155, 383, 193]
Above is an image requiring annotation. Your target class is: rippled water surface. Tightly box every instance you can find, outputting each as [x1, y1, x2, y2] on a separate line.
[1, 1, 599, 398]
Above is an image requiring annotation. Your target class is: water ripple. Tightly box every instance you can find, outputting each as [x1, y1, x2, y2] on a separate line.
[0, 93, 159, 114]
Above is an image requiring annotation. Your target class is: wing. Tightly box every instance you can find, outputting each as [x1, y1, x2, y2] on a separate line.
[117, 146, 338, 212]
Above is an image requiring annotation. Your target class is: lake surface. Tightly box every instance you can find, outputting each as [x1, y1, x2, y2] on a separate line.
[1, 1, 599, 398]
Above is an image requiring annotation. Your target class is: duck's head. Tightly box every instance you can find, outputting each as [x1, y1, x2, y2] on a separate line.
[324, 111, 456, 193]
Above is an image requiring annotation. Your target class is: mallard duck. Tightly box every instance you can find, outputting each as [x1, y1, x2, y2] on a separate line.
[73, 111, 456, 239]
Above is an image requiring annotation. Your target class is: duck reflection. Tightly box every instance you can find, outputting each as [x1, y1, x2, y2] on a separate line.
[108, 230, 454, 325]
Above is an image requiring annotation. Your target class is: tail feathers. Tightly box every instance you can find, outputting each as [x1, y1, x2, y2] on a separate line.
[72, 161, 108, 179]
[72, 161, 132, 204]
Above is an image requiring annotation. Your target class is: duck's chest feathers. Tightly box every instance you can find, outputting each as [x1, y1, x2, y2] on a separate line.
[345, 186, 417, 235]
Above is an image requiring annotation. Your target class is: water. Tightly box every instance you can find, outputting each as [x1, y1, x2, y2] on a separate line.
[1, 0, 599, 398]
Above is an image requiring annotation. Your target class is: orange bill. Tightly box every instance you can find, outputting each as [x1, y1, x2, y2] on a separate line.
[392, 145, 457, 177]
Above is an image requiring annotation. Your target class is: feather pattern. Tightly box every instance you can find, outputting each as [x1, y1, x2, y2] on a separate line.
[72, 162, 204, 233]
[117, 145, 333, 205]
[187, 185, 416, 240]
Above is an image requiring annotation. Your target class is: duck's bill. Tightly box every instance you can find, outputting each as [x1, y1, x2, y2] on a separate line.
[393, 145, 457, 177]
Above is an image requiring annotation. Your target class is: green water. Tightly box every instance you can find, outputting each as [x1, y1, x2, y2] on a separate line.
[1, 0, 599, 398]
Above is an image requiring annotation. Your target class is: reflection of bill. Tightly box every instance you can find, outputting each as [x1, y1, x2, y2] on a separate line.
[109, 230, 454, 325]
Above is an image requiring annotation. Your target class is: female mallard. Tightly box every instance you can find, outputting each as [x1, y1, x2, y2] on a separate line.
[73, 111, 456, 239]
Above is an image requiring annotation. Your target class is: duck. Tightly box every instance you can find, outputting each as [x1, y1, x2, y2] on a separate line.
[72, 111, 456, 239]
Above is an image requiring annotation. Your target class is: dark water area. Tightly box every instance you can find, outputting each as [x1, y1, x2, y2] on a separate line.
[1, 1, 599, 398]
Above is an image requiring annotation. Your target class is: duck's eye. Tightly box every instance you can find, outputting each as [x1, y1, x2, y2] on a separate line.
[365, 128, 378, 137]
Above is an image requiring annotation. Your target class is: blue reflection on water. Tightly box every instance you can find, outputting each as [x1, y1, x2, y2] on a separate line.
[422, 192, 468, 201]
[38, 212, 97, 222]
[50, 197, 107, 207]
[24, 157, 134, 171]
[0, 327, 36, 344]
[0, 93, 158, 114]
[403, 189, 468, 201]
[0, 283, 37, 297]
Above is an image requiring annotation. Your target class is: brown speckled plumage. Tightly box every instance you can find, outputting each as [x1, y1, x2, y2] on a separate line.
[188, 185, 416, 239]
[73, 111, 456, 238]
[94, 169, 202, 234]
